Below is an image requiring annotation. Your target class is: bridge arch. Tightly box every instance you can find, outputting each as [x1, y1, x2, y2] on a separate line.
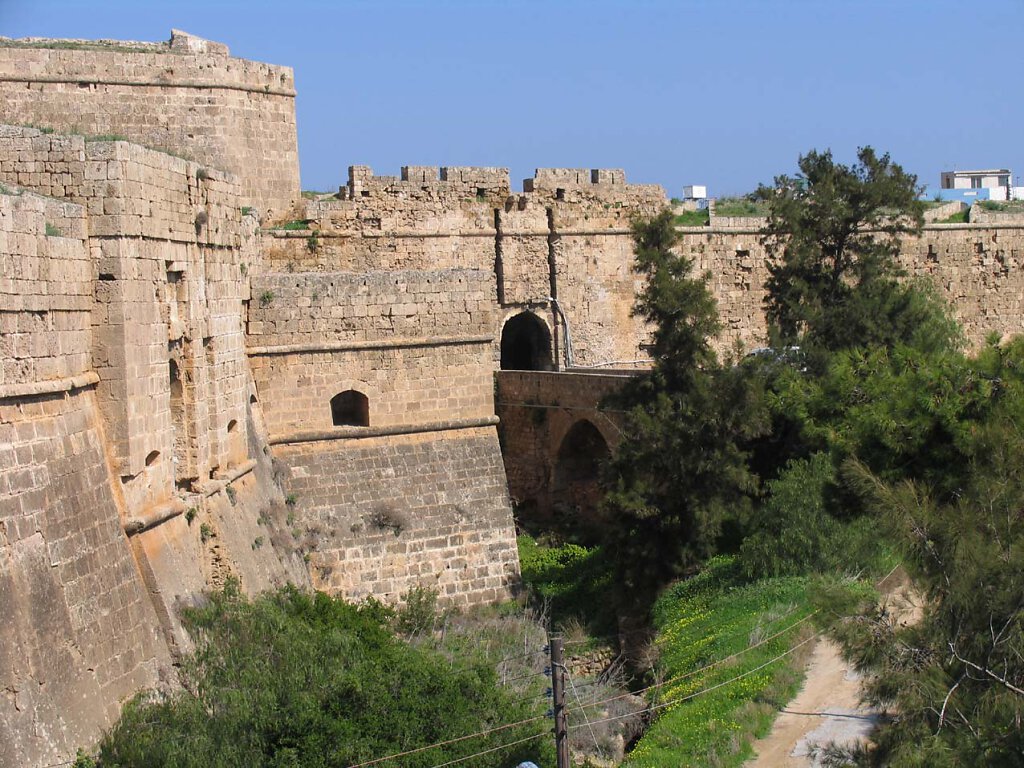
[550, 418, 611, 525]
[500, 311, 554, 371]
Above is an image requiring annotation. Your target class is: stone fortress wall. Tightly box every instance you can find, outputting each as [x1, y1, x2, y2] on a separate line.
[0, 124, 309, 767]
[0, 30, 299, 219]
[682, 221, 1024, 353]
[3, 28, 1024, 768]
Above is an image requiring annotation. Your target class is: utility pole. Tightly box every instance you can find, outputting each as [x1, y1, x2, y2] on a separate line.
[549, 634, 570, 768]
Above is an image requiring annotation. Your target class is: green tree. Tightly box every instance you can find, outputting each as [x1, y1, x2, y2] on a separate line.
[602, 210, 767, 608]
[756, 147, 955, 367]
[808, 339, 1024, 766]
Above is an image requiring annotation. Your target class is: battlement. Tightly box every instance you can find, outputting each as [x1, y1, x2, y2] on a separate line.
[523, 167, 665, 208]
[343, 164, 510, 201]
[526, 168, 626, 189]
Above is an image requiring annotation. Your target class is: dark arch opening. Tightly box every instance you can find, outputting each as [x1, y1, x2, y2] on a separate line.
[145, 450, 161, 467]
[331, 390, 370, 427]
[500, 312, 553, 371]
[227, 419, 237, 433]
[551, 420, 610, 535]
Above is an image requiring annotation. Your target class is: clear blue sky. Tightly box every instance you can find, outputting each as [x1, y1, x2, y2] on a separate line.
[3, 0, 1022, 196]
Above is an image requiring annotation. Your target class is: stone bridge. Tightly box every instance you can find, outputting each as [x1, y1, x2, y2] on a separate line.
[495, 369, 637, 538]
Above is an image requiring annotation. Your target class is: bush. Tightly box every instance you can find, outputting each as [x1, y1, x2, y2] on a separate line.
[518, 534, 617, 637]
[91, 586, 553, 768]
[740, 453, 839, 577]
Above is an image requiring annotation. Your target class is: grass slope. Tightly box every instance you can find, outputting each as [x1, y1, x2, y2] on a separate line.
[624, 557, 817, 768]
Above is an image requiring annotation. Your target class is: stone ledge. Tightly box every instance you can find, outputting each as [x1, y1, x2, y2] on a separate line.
[0, 75, 295, 97]
[123, 499, 185, 536]
[0, 371, 98, 400]
[269, 416, 500, 445]
[247, 334, 494, 356]
[194, 458, 258, 497]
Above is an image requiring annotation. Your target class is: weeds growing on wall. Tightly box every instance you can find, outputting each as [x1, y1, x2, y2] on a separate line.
[672, 208, 710, 226]
[712, 196, 769, 217]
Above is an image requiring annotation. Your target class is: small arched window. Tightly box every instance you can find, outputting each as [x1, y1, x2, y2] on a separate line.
[331, 390, 369, 427]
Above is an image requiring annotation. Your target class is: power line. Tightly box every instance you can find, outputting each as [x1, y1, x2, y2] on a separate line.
[426, 730, 550, 768]
[565, 608, 817, 714]
[566, 564, 904, 725]
[343, 713, 549, 768]
[566, 668, 600, 755]
[570, 630, 822, 731]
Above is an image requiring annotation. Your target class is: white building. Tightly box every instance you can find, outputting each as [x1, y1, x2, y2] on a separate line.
[941, 169, 1011, 190]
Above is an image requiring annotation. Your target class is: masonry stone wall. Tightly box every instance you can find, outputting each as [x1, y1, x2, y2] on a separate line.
[0, 131, 308, 768]
[272, 166, 666, 370]
[247, 270, 496, 436]
[0, 191, 91, 390]
[0, 127, 248, 509]
[0, 188, 168, 766]
[0, 31, 299, 218]
[680, 221, 1024, 353]
[274, 427, 519, 606]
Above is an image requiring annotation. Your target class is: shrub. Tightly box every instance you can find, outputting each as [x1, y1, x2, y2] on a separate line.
[90, 586, 552, 768]
[739, 453, 840, 577]
[518, 535, 617, 637]
[367, 505, 409, 536]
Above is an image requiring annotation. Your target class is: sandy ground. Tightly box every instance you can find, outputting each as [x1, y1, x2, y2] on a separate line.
[745, 576, 921, 767]
[745, 637, 877, 767]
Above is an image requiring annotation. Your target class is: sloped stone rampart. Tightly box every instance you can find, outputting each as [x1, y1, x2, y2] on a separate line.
[274, 426, 520, 606]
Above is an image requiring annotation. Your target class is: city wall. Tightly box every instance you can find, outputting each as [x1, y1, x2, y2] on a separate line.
[682, 221, 1024, 353]
[0, 30, 299, 218]
[0, 127, 308, 767]
[271, 165, 665, 370]
[4, 29, 1024, 768]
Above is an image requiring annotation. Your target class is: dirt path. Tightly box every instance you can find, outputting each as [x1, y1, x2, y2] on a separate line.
[746, 577, 920, 767]
[745, 637, 877, 767]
